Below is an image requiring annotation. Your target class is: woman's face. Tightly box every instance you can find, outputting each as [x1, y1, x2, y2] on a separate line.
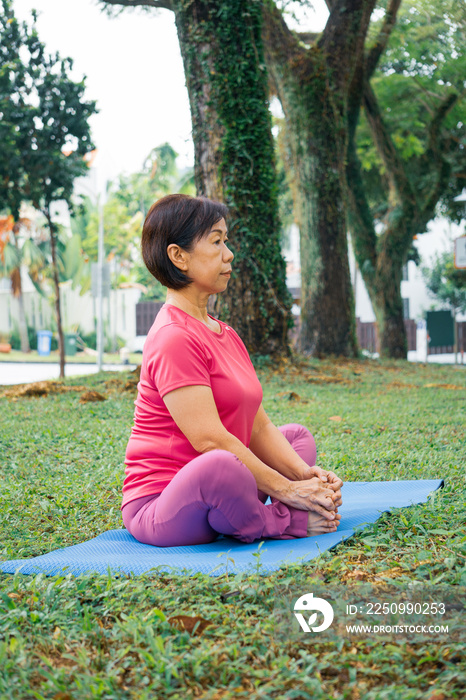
[184, 218, 234, 295]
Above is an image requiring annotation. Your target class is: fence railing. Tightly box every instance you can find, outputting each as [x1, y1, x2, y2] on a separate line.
[356, 318, 417, 353]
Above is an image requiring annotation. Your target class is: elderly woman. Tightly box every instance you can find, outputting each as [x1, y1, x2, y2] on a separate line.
[122, 194, 343, 547]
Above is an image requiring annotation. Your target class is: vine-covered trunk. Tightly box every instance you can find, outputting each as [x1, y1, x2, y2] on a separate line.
[174, 0, 291, 355]
[291, 85, 357, 356]
[346, 135, 409, 358]
[262, 2, 363, 356]
[46, 210, 65, 378]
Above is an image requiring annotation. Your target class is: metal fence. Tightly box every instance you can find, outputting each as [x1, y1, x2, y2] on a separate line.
[356, 318, 417, 353]
[135, 301, 164, 336]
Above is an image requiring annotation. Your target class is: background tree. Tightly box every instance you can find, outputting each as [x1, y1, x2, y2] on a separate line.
[261, 0, 377, 357]
[0, 0, 97, 376]
[346, 0, 465, 357]
[71, 143, 189, 304]
[0, 0, 44, 351]
[102, 0, 291, 356]
[422, 250, 466, 314]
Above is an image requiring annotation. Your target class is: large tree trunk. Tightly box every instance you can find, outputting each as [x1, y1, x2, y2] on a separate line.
[346, 125, 409, 358]
[174, 0, 291, 355]
[45, 209, 65, 378]
[262, 0, 376, 357]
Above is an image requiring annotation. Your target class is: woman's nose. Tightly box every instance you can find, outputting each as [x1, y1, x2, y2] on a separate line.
[224, 244, 234, 262]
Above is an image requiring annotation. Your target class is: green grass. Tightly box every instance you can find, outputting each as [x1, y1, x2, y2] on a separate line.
[0, 350, 142, 365]
[1, 357, 465, 699]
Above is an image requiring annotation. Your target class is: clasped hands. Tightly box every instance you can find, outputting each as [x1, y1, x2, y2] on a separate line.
[281, 464, 343, 523]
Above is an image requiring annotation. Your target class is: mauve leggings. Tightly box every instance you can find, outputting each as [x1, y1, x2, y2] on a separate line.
[121, 423, 316, 546]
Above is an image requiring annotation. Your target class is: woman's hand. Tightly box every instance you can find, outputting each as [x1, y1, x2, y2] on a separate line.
[300, 465, 343, 508]
[280, 477, 340, 520]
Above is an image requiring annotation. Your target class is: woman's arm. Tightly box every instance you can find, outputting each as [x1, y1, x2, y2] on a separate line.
[163, 385, 338, 519]
[249, 405, 343, 505]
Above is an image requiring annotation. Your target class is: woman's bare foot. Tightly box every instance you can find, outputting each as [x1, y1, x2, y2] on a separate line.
[307, 510, 342, 536]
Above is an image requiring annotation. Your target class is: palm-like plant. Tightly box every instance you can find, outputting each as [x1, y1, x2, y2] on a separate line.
[0, 216, 44, 351]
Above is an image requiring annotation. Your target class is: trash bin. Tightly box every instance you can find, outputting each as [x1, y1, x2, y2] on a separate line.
[64, 333, 78, 356]
[37, 330, 53, 356]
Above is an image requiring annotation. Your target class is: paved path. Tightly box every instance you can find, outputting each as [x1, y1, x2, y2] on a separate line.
[0, 362, 136, 386]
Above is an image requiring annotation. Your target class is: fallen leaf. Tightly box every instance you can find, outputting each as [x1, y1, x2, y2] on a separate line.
[3, 381, 87, 399]
[424, 383, 463, 390]
[79, 390, 107, 403]
[329, 416, 342, 422]
[168, 615, 212, 636]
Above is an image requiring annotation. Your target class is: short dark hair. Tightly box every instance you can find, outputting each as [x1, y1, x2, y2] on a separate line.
[141, 194, 229, 290]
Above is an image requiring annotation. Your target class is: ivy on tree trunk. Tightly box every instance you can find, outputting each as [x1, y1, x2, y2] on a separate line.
[104, 0, 291, 355]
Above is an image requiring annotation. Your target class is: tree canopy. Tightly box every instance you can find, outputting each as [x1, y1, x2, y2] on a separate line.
[0, 0, 97, 371]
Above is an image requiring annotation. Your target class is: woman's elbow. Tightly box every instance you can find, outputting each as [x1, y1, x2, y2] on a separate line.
[192, 433, 230, 454]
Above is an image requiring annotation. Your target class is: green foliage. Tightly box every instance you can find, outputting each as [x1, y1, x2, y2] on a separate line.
[422, 250, 466, 313]
[8, 324, 37, 351]
[358, 0, 466, 225]
[0, 0, 97, 216]
[0, 359, 464, 696]
[71, 143, 192, 297]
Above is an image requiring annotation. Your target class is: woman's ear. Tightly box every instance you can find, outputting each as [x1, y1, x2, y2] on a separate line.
[167, 244, 189, 271]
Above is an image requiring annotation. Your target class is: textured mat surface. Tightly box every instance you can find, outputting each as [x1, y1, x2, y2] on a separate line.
[0, 479, 443, 577]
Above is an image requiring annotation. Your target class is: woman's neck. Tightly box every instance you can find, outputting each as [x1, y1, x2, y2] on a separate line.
[165, 289, 210, 324]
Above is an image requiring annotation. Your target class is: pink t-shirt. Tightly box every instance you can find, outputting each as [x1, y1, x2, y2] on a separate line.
[122, 303, 263, 507]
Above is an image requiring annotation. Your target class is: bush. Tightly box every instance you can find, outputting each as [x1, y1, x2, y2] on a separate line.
[9, 325, 38, 351]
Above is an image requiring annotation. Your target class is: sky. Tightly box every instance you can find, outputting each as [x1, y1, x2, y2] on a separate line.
[13, 0, 328, 193]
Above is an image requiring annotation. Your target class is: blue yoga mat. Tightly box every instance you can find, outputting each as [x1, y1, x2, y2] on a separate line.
[0, 479, 443, 578]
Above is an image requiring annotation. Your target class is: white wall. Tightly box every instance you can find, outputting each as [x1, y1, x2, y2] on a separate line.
[0, 268, 142, 347]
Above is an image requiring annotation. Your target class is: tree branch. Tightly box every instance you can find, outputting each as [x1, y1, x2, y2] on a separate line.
[98, 0, 173, 12]
[362, 80, 414, 206]
[320, 0, 377, 88]
[420, 91, 461, 221]
[262, 0, 304, 100]
[365, 0, 402, 78]
[296, 31, 320, 45]
[427, 91, 460, 153]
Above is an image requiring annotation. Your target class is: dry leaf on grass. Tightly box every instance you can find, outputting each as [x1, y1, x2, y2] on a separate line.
[3, 381, 87, 399]
[423, 383, 464, 390]
[79, 390, 107, 403]
[167, 615, 212, 636]
[329, 415, 342, 422]
[307, 374, 347, 385]
[386, 381, 417, 390]
[277, 391, 308, 403]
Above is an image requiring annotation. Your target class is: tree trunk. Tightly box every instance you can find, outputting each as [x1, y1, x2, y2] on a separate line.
[373, 251, 407, 358]
[346, 126, 409, 358]
[45, 208, 65, 378]
[262, 1, 376, 357]
[174, 0, 291, 355]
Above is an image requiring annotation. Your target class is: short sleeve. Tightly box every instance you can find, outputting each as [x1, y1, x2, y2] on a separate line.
[146, 324, 212, 398]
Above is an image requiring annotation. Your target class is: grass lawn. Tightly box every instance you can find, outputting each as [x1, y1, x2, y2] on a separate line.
[0, 357, 465, 699]
[0, 349, 142, 365]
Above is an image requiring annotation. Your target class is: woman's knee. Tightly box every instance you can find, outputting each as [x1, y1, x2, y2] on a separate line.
[279, 423, 316, 466]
